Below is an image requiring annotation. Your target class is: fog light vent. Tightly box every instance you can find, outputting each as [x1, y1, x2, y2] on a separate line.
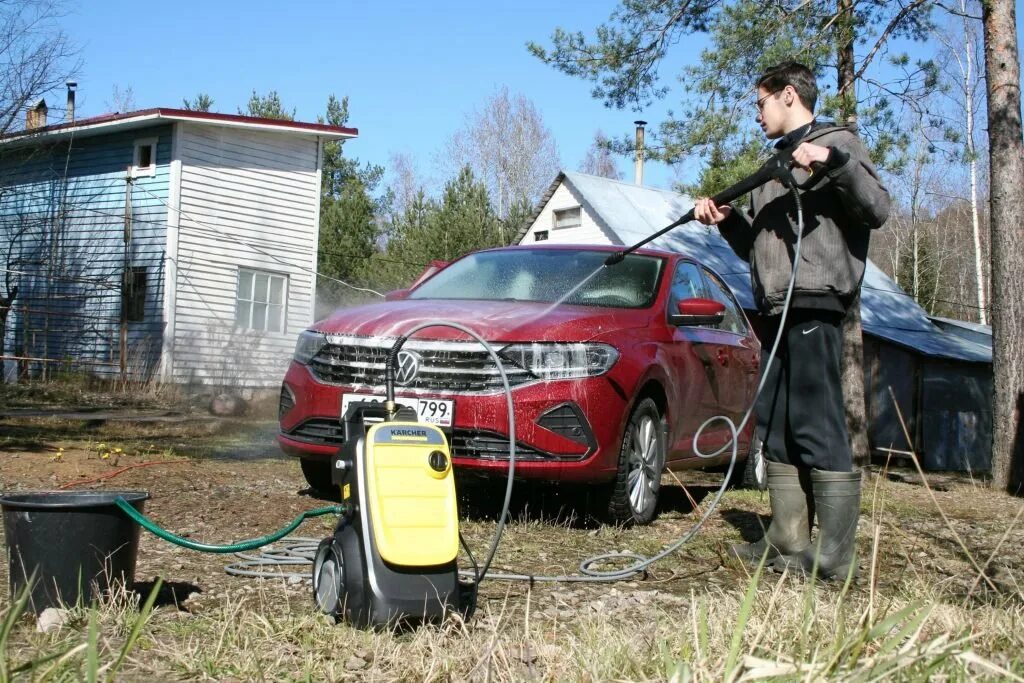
[279, 383, 295, 420]
[537, 404, 593, 447]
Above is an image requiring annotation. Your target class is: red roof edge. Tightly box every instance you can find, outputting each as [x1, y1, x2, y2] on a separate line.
[0, 107, 358, 141]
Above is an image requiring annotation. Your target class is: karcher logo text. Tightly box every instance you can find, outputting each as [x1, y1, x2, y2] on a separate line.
[392, 429, 428, 438]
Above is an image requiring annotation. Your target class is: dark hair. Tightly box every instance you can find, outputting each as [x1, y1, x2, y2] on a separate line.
[757, 62, 818, 111]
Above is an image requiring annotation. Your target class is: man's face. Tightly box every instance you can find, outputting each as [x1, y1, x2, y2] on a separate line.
[755, 86, 787, 139]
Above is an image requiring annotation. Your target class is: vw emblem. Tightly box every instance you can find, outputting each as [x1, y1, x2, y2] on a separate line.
[394, 350, 421, 386]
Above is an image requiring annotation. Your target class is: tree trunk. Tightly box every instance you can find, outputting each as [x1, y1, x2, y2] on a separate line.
[836, 0, 870, 467]
[842, 296, 870, 467]
[982, 0, 1024, 492]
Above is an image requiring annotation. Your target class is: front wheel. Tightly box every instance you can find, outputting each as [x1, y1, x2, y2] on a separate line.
[605, 398, 666, 525]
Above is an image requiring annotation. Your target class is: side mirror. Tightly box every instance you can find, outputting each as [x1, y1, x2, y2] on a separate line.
[669, 297, 726, 326]
[384, 288, 410, 301]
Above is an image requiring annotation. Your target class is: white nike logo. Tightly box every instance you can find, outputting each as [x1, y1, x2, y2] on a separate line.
[802, 326, 820, 335]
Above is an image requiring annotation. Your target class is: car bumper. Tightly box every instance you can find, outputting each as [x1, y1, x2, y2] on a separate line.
[276, 361, 625, 483]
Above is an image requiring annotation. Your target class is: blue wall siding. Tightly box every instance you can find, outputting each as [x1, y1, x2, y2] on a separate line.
[0, 125, 172, 380]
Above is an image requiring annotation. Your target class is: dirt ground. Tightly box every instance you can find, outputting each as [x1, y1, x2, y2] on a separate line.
[2, 407, 1020, 608]
[2, 393, 1024, 679]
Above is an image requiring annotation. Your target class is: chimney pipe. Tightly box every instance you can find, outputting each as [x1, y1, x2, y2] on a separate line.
[634, 120, 647, 185]
[66, 80, 77, 123]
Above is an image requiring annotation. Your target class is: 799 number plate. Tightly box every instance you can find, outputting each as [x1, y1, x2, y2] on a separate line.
[341, 393, 454, 427]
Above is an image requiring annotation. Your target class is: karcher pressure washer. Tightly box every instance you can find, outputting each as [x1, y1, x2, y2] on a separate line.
[311, 398, 476, 627]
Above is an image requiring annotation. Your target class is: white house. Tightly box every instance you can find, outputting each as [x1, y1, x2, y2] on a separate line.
[0, 108, 356, 388]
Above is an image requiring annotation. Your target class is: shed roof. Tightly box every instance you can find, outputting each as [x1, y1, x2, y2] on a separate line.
[525, 171, 990, 364]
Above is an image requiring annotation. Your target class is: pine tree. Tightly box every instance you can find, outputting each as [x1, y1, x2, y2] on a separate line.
[182, 93, 214, 112]
[240, 90, 295, 120]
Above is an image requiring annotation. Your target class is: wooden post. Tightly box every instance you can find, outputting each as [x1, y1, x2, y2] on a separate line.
[121, 172, 133, 382]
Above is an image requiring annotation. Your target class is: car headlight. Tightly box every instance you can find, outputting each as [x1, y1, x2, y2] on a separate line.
[293, 330, 327, 365]
[499, 343, 619, 380]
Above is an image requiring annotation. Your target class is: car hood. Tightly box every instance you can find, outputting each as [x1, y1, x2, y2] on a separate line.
[314, 299, 651, 343]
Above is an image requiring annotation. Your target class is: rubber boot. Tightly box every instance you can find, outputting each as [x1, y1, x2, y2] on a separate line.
[800, 469, 862, 580]
[731, 460, 813, 565]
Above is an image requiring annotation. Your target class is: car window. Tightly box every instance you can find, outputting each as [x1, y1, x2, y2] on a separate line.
[667, 261, 706, 314]
[408, 249, 664, 309]
[701, 268, 748, 335]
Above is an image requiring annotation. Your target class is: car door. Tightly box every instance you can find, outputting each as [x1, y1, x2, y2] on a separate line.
[698, 267, 760, 425]
[662, 259, 731, 461]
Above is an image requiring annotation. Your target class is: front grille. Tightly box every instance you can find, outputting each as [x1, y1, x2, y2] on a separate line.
[449, 430, 585, 462]
[309, 337, 534, 393]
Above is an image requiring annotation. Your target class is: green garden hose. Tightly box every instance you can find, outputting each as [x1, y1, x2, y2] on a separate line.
[115, 497, 345, 554]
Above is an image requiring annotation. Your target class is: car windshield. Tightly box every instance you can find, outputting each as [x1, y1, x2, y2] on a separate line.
[408, 249, 664, 308]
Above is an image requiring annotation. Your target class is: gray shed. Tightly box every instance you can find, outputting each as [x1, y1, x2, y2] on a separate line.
[517, 172, 993, 471]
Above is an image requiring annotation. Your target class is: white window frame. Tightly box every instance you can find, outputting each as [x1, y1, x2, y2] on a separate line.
[132, 137, 158, 178]
[534, 230, 549, 242]
[235, 267, 288, 334]
[552, 206, 582, 230]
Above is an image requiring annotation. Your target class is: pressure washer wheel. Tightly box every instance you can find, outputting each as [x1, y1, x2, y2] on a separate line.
[312, 526, 372, 626]
[300, 458, 334, 495]
[312, 538, 345, 617]
[606, 397, 665, 525]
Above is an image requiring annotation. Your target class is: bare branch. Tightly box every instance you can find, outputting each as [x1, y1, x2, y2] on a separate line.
[840, 0, 931, 96]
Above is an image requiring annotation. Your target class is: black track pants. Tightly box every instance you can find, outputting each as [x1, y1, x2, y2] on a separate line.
[755, 309, 853, 472]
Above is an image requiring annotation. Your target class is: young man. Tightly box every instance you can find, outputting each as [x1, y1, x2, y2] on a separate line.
[694, 62, 890, 579]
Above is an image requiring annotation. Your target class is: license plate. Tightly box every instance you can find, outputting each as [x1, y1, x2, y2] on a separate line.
[341, 393, 454, 427]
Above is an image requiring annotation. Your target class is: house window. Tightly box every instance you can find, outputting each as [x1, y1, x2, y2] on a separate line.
[236, 268, 287, 333]
[123, 267, 147, 322]
[534, 230, 549, 241]
[553, 206, 582, 229]
[132, 138, 157, 177]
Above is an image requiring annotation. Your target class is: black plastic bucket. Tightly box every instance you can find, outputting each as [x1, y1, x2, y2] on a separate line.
[0, 490, 149, 612]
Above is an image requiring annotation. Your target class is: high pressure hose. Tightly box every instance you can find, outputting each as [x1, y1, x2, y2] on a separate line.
[115, 499, 344, 553]
[122, 156, 812, 587]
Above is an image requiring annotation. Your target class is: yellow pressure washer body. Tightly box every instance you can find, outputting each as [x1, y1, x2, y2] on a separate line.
[313, 401, 476, 627]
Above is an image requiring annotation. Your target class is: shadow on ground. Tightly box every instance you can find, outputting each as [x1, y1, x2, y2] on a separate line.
[719, 507, 771, 543]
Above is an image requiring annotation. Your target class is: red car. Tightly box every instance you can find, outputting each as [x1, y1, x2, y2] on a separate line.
[278, 245, 760, 524]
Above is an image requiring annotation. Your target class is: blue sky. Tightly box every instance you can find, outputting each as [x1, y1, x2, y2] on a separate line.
[63, 1, 1022, 193]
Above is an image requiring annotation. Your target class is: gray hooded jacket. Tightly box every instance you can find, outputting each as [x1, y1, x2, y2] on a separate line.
[718, 124, 890, 316]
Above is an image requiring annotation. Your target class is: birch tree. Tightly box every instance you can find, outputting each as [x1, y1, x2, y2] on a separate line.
[441, 87, 561, 225]
[931, 0, 989, 323]
[580, 130, 623, 179]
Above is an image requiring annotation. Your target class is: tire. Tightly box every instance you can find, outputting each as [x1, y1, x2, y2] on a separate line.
[729, 434, 767, 490]
[300, 458, 334, 494]
[605, 397, 666, 525]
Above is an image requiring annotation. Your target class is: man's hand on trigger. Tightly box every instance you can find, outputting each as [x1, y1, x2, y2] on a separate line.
[694, 198, 732, 226]
[791, 142, 831, 171]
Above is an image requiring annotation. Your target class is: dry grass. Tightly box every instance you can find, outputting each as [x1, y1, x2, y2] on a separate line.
[3, 387, 1024, 680]
[4, 471, 1024, 682]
